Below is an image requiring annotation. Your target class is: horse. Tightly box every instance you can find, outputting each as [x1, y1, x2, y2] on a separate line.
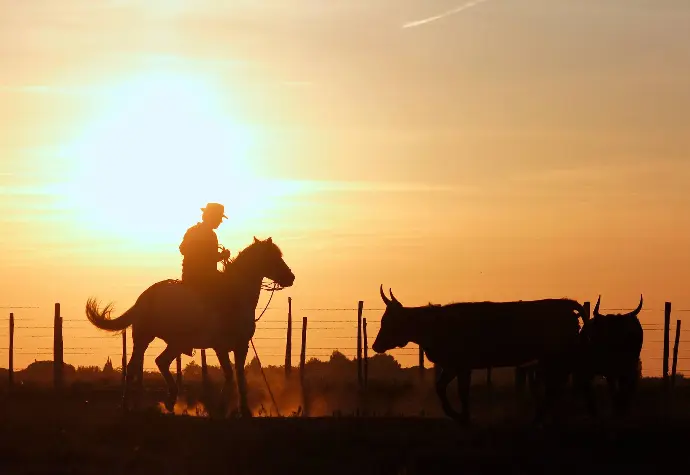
[85, 236, 295, 416]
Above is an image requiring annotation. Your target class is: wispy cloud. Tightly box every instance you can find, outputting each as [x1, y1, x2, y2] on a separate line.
[0, 84, 86, 95]
[291, 180, 465, 194]
[281, 81, 314, 88]
[402, 0, 490, 29]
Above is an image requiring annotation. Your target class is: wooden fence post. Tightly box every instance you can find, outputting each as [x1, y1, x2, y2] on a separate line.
[53, 303, 63, 392]
[9, 312, 14, 388]
[583, 301, 591, 320]
[200, 349, 209, 400]
[121, 329, 127, 389]
[300, 316, 308, 417]
[300, 317, 307, 383]
[672, 319, 681, 387]
[664, 302, 671, 387]
[357, 301, 363, 388]
[418, 345, 425, 380]
[285, 297, 292, 377]
[363, 317, 368, 387]
[176, 355, 183, 390]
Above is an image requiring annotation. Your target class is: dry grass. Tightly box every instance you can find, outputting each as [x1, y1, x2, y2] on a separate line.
[1, 377, 689, 474]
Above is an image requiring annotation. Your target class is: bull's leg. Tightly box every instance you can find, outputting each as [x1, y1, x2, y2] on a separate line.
[234, 343, 252, 418]
[574, 370, 598, 418]
[616, 367, 638, 415]
[572, 356, 598, 418]
[435, 367, 464, 423]
[546, 369, 569, 424]
[456, 368, 472, 426]
[606, 375, 619, 413]
[533, 363, 566, 425]
[155, 345, 180, 413]
[215, 349, 237, 416]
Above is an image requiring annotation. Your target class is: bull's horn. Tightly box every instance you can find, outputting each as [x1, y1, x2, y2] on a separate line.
[389, 288, 400, 304]
[623, 294, 643, 318]
[380, 285, 391, 305]
[593, 295, 602, 318]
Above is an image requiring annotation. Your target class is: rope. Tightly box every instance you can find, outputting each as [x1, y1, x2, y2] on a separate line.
[255, 281, 283, 322]
[250, 338, 281, 417]
[248, 280, 285, 416]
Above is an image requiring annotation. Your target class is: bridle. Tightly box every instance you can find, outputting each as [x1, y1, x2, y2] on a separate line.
[255, 281, 284, 322]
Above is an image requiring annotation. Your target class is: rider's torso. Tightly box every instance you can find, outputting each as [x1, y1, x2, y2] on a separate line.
[180, 222, 219, 280]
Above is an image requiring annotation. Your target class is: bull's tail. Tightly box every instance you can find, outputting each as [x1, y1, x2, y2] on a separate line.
[85, 297, 138, 332]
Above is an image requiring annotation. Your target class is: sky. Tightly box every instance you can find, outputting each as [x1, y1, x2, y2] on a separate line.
[1, 0, 690, 375]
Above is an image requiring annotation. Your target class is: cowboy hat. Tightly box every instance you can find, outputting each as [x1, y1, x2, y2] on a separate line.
[201, 202, 227, 219]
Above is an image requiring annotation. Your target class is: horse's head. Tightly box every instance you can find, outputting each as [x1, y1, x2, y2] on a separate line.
[228, 236, 295, 288]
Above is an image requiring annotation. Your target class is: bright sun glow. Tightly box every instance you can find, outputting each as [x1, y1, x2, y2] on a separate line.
[60, 71, 298, 248]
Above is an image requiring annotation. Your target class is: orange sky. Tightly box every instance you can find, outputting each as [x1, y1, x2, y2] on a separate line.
[1, 0, 689, 376]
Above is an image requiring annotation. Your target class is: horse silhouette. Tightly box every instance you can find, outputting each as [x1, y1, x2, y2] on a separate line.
[85, 237, 295, 416]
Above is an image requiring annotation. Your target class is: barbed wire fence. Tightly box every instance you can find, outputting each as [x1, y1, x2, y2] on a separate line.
[0, 300, 688, 379]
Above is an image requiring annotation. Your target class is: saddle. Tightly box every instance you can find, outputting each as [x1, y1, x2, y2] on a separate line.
[169, 278, 225, 357]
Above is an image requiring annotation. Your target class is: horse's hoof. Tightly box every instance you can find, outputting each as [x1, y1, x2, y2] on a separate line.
[164, 397, 177, 413]
[450, 414, 470, 427]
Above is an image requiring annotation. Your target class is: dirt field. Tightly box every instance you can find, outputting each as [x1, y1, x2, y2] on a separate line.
[1, 382, 689, 475]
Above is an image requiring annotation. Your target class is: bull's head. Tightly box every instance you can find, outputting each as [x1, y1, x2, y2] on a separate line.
[593, 294, 643, 319]
[372, 284, 410, 353]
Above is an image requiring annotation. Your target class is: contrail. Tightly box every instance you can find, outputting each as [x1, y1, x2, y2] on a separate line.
[402, 0, 490, 29]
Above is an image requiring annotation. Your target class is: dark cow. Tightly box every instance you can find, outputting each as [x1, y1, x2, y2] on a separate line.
[372, 285, 588, 425]
[575, 295, 644, 416]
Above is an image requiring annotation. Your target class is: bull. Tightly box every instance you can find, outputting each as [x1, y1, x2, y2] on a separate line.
[575, 295, 644, 416]
[372, 285, 588, 425]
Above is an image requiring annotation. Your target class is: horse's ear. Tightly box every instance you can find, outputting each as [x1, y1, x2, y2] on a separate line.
[267, 237, 272, 243]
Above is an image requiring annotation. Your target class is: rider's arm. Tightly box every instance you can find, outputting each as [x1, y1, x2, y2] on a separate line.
[180, 227, 219, 261]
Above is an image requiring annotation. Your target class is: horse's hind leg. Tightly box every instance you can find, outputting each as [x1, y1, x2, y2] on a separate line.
[123, 332, 152, 411]
[155, 345, 180, 413]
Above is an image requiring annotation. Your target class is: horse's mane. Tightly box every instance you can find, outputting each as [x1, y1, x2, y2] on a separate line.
[221, 238, 283, 274]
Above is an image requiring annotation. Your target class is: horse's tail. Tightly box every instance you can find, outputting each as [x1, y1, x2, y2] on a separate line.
[85, 297, 138, 332]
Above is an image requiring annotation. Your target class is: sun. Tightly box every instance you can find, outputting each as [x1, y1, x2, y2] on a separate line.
[60, 71, 279, 249]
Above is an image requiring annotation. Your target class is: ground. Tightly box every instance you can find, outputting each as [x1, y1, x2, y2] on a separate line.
[1, 381, 689, 475]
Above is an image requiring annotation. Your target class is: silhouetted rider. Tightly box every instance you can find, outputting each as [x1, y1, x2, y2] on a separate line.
[179, 203, 231, 303]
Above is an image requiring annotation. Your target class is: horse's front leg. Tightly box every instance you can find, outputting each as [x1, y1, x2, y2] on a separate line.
[214, 349, 237, 416]
[234, 343, 252, 418]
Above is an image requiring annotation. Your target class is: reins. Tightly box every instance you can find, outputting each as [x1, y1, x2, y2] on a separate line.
[255, 281, 283, 322]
